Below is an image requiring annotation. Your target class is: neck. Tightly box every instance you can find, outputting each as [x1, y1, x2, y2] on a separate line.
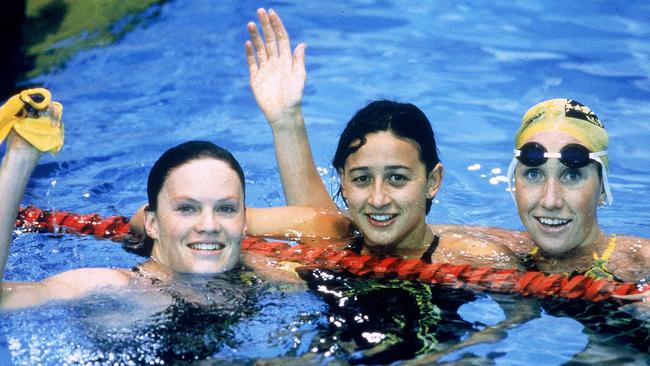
[137, 259, 175, 283]
[364, 221, 433, 257]
[542, 229, 607, 261]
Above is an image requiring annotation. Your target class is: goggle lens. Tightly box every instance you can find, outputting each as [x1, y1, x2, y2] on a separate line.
[559, 144, 591, 168]
[517, 142, 546, 166]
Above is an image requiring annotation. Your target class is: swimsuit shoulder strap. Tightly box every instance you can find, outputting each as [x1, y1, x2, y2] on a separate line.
[584, 235, 621, 281]
[521, 246, 540, 271]
[420, 235, 440, 264]
[594, 234, 617, 262]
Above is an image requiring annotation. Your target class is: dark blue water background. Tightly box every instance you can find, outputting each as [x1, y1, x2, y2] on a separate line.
[2, 1, 650, 364]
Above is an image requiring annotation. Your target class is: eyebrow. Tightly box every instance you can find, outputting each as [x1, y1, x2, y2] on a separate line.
[171, 195, 242, 204]
[348, 165, 413, 173]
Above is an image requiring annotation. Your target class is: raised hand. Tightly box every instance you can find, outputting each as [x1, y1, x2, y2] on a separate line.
[245, 8, 306, 125]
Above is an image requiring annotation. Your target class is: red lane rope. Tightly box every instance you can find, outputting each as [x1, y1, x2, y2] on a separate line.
[15, 206, 647, 302]
[16, 206, 132, 240]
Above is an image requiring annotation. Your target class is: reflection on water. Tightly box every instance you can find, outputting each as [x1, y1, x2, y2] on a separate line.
[3, 267, 266, 364]
[3, 0, 650, 364]
[1, 0, 166, 96]
[298, 268, 477, 365]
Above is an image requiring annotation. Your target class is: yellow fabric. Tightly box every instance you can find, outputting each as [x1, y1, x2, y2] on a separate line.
[594, 234, 617, 262]
[527, 235, 619, 281]
[0, 88, 64, 154]
[514, 99, 609, 170]
[584, 235, 618, 281]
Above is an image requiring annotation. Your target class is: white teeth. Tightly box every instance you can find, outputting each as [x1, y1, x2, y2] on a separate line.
[188, 242, 225, 250]
[369, 214, 393, 222]
[538, 217, 569, 226]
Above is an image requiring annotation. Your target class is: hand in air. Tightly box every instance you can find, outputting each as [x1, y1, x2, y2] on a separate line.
[1, 89, 63, 154]
[245, 8, 306, 125]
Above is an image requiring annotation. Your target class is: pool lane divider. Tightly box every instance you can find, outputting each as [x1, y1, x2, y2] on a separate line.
[15, 205, 647, 303]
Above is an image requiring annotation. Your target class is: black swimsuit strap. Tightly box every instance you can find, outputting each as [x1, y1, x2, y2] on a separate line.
[419, 235, 440, 264]
[131, 264, 165, 286]
[346, 230, 440, 262]
[345, 230, 364, 254]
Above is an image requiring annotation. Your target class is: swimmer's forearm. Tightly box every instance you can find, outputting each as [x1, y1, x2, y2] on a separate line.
[0, 135, 41, 285]
[129, 205, 147, 236]
[246, 206, 352, 242]
[270, 110, 339, 211]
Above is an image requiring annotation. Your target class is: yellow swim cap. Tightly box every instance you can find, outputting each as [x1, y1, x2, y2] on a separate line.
[0, 88, 64, 154]
[514, 99, 608, 170]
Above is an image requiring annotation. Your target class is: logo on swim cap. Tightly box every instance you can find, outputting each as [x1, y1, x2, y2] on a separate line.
[522, 111, 545, 128]
[565, 100, 604, 128]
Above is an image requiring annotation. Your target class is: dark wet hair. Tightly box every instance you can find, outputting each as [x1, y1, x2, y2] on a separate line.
[124, 141, 245, 257]
[332, 100, 441, 214]
[147, 140, 245, 211]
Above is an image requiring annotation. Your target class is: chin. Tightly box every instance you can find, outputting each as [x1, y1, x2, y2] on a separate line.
[197, 261, 238, 274]
[535, 238, 572, 256]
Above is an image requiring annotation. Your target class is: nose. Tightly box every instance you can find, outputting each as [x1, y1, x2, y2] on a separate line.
[195, 210, 222, 233]
[368, 180, 391, 208]
[540, 177, 563, 210]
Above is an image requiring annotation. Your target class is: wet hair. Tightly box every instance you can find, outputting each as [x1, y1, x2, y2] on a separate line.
[332, 100, 441, 214]
[147, 140, 245, 211]
[124, 141, 245, 257]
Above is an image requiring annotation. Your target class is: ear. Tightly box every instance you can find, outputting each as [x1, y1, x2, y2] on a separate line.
[599, 191, 607, 206]
[426, 163, 443, 199]
[143, 207, 160, 241]
[338, 168, 348, 200]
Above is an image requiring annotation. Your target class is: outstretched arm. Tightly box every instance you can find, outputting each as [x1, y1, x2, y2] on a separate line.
[246, 8, 337, 212]
[130, 204, 354, 244]
[0, 93, 129, 310]
[0, 131, 42, 285]
[246, 206, 352, 243]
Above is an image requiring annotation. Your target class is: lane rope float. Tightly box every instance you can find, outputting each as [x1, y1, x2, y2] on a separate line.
[15, 206, 647, 303]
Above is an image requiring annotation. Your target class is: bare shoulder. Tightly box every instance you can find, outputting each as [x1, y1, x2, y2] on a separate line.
[43, 267, 134, 289]
[616, 235, 650, 262]
[608, 234, 650, 283]
[429, 223, 533, 254]
[435, 230, 522, 270]
[1, 268, 135, 310]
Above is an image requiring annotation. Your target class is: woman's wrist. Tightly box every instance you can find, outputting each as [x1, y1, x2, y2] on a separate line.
[2, 139, 42, 172]
[268, 106, 305, 132]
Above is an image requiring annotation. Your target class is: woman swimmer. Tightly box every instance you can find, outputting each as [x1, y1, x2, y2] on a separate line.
[507, 99, 650, 283]
[244, 8, 527, 268]
[245, 8, 650, 288]
[0, 89, 328, 310]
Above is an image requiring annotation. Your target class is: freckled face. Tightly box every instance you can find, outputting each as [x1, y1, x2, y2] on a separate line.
[514, 131, 602, 256]
[340, 131, 440, 253]
[145, 158, 246, 274]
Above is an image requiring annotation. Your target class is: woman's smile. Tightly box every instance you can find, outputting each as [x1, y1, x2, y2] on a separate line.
[340, 131, 436, 252]
[146, 158, 246, 273]
[515, 131, 602, 256]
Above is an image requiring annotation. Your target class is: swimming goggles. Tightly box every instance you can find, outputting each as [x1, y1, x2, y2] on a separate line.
[506, 142, 612, 205]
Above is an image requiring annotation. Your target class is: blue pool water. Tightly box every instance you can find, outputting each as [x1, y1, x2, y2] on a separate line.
[2, 1, 650, 364]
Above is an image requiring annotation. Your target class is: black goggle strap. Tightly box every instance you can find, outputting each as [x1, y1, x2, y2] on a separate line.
[506, 149, 612, 205]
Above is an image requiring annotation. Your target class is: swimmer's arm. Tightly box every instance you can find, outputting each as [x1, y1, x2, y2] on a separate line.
[245, 9, 337, 211]
[0, 132, 42, 294]
[1, 268, 131, 310]
[129, 205, 352, 242]
[438, 231, 524, 270]
[430, 223, 533, 256]
[246, 206, 353, 243]
[130, 204, 147, 236]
